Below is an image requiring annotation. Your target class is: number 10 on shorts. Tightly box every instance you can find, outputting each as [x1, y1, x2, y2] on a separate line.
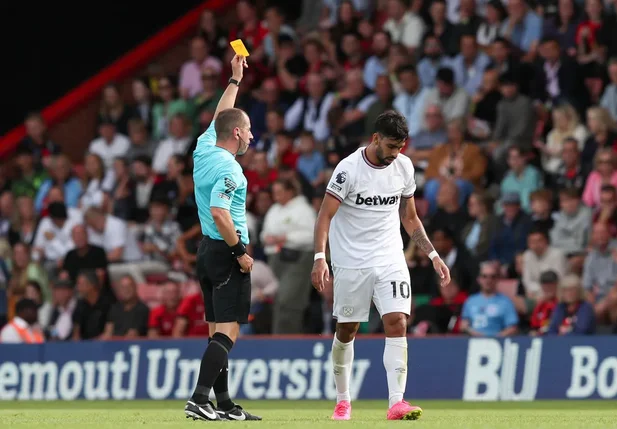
[391, 281, 410, 299]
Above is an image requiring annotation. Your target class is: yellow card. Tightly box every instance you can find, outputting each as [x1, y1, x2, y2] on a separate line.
[230, 39, 250, 57]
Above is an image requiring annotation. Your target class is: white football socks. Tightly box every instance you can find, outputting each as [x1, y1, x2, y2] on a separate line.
[331, 336, 355, 403]
[383, 337, 408, 407]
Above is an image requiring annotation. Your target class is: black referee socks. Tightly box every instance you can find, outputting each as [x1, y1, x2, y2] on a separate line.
[191, 333, 234, 406]
[209, 335, 235, 410]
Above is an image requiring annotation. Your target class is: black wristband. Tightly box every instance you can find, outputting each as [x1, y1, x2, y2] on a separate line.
[230, 240, 246, 258]
[228, 78, 241, 87]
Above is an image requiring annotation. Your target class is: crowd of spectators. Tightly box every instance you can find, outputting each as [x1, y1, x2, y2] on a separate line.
[2, 0, 617, 343]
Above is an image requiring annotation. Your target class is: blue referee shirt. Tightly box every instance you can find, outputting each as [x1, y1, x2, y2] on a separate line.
[193, 122, 249, 245]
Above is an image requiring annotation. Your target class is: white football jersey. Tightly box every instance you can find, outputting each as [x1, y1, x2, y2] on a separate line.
[326, 147, 416, 269]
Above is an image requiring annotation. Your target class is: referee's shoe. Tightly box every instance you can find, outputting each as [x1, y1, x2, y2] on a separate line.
[216, 404, 262, 421]
[184, 400, 220, 421]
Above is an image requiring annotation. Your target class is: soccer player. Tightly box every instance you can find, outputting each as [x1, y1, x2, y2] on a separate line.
[183, 54, 261, 421]
[311, 111, 451, 421]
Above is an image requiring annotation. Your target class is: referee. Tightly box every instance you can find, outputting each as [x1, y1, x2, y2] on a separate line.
[184, 54, 260, 422]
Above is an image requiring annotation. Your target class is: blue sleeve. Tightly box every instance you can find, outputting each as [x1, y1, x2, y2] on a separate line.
[65, 179, 82, 208]
[502, 297, 519, 328]
[210, 167, 240, 211]
[196, 121, 217, 150]
[34, 180, 51, 213]
[571, 303, 596, 335]
[462, 299, 472, 321]
[523, 14, 543, 52]
[547, 304, 564, 334]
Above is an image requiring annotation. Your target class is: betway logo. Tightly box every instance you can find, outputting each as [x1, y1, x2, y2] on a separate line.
[354, 194, 399, 206]
[0, 343, 371, 401]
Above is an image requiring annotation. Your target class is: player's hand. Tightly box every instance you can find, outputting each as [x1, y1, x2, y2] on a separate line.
[231, 55, 248, 81]
[311, 259, 330, 292]
[237, 254, 254, 273]
[432, 257, 451, 287]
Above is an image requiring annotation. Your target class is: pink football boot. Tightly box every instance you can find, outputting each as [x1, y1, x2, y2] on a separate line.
[332, 400, 352, 420]
[387, 400, 423, 420]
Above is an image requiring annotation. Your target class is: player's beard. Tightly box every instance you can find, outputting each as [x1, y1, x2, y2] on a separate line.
[376, 145, 395, 165]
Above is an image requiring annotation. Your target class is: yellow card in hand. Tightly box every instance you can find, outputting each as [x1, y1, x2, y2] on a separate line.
[230, 39, 250, 57]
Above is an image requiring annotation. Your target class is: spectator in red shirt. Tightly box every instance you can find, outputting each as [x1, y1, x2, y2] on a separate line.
[245, 151, 278, 194]
[148, 282, 181, 338]
[340, 32, 366, 71]
[173, 292, 209, 337]
[275, 131, 299, 169]
[229, 0, 268, 62]
[529, 270, 559, 335]
[429, 277, 469, 334]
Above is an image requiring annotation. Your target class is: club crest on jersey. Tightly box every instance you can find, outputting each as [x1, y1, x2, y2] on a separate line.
[354, 194, 400, 206]
[335, 171, 347, 184]
[342, 306, 354, 317]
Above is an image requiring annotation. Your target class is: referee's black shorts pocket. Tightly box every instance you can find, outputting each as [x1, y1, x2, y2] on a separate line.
[203, 239, 235, 288]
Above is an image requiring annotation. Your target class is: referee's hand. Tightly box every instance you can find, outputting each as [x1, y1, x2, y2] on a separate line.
[238, 254, 254, 273]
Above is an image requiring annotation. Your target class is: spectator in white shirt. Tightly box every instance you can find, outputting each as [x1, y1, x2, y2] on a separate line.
[179, 35, 223, 99]
[80, 153, 114, 211]
[422, 67, 471, 129]
[151, 113, 192, 174]
[393, 65, 429, 137]
[261, 178, 316, 334]
[383, 0, 426, 53]
[284, 73, 335, 142]
[0, 298, 44, 343]
[32, 202, 81, 267]
[84, 207, 143, 265]
[88, 117, 130, 172]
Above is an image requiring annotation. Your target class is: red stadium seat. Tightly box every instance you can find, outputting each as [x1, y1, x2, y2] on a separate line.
[497, 279, 518, 299]
[137, 283, 162, 308]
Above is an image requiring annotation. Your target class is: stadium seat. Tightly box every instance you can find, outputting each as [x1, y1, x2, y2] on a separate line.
[137, 283, 162, 308]
[497, 279, 518, 298]
[181, 280, 200, 296]
[145, 273, 170, 284]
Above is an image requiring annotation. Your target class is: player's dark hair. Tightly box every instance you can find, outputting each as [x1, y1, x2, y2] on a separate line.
[374, 110, 409, 142]
[215, 108, 249, 141]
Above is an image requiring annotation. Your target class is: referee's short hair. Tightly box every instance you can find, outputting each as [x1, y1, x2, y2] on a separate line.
[215, 108, 249, 140]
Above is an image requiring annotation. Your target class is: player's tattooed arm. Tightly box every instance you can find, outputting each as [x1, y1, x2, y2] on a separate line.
[400, 196, 435, 256]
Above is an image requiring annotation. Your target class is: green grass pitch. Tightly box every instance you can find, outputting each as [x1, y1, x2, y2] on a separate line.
[2, 400, 617, 428]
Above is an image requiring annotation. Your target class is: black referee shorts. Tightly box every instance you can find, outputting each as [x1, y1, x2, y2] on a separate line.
[196, 236, 251, 324]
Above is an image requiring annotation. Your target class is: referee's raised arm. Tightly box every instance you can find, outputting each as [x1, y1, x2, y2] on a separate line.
[212, 55, 248, 121]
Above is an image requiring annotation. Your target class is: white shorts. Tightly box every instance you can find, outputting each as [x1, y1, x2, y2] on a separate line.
[332, 261, 412, 323]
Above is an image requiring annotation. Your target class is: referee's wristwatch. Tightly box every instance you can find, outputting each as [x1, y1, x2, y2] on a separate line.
[228, 77, 241, 87]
